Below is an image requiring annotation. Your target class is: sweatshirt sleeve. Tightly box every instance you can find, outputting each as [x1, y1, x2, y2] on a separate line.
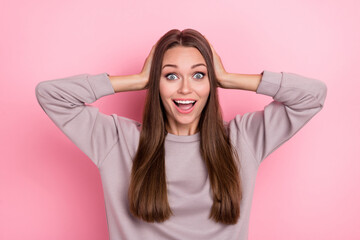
[229, 70, 327, 165]
[35, 72, 118, 168]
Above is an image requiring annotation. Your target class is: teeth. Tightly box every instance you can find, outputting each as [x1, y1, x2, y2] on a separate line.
[174, 100, 196, 104]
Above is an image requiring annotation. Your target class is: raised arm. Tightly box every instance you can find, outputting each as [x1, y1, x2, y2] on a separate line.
[208, 42, 327, 165]
[109, 43, 156, 92]
[35, 45, 156, 168]
[230, 70, 327, 165]
[35, 73, 123, 168]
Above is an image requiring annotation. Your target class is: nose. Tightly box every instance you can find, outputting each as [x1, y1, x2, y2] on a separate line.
[178, 78, 192, 94]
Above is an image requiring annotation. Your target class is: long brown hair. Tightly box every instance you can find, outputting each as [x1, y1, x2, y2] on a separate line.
[128, 28, 242, 224]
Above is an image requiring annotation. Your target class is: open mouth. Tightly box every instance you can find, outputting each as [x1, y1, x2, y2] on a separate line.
[173, 99, 196, 107]
[172, 99, 197, 112]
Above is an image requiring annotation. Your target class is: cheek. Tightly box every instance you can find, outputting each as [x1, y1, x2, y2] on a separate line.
[159, 80, 167, 98]
[159, 80, 172, 104]
[196, 81, 211, 98]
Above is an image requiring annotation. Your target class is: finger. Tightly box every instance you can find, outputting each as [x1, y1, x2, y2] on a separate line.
[149, 45, 155, 55]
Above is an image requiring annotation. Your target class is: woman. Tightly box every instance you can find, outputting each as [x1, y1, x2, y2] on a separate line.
[35, 28, 327, 240]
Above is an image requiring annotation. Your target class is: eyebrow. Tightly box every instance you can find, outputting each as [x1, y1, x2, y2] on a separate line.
[162, 63, 207, 69]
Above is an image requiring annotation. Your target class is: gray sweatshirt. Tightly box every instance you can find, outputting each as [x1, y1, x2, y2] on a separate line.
[35, 70, 327, 240]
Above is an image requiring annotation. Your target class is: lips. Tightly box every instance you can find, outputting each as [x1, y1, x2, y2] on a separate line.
[172, 99, 197, 113]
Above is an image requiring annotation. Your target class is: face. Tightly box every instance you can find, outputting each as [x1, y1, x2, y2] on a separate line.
[159, 46, 210, 134]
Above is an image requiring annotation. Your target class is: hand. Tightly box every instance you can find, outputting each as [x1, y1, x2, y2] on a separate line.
[204, 36, 228, 87]
[139, 43, 157, 89]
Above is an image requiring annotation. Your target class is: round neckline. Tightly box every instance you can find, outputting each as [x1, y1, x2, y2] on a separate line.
[165, 131, 200, 143]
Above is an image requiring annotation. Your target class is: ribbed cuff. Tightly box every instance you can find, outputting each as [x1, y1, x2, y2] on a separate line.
[256, 70, 282, 97]
[87, 72, 115, 99]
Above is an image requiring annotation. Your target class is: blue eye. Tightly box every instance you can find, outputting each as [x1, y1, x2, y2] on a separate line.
[165, 72, 206, 80]
[194, 72, 205, 79]
[165, 73, 178, 80]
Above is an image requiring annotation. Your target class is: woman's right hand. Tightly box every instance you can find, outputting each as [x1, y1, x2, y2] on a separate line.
[109, 43, 157, 92]
[139, 43, 157, 89]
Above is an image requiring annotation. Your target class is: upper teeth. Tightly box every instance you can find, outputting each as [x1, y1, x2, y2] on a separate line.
[174, 100, 195, 104]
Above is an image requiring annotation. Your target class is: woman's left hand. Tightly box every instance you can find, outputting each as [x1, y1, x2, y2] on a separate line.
[204, 37, 228, 87]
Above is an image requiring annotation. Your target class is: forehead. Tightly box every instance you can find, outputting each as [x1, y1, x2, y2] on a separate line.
[162, 46, 206, 66]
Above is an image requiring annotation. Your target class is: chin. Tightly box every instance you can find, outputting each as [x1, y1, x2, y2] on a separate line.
[173, 115, 199, 126]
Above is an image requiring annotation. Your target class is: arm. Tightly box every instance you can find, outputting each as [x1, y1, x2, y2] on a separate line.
[207, 42, 327, 164]
[229, 70, 328, 165]
[35, 73, 119, 168]
[35, 73, 147, 168]
[217, 72, 262, 91]
[206, 40, 262, 92]
[35, 45, 155, 168]
[108, 43, 157, 93]
[109, 74, 148, 92]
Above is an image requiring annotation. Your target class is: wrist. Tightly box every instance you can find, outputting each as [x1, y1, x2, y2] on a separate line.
[218, 72, 262, 91]
[109, 74, 148, 92]
[137, 73, 149, 89]
[217, 72, 232, 88]
[215, 71, 228, 87]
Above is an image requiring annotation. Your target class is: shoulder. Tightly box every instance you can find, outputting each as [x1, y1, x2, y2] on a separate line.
[223, 116, 242, 142]
[224, 115, 260, 166]
[224, 114, 248, 135]
[111, 114, 141, 155]
[224, 113, 255, 148]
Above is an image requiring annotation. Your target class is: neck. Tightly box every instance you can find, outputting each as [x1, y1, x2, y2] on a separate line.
[165, 121, 199, 136]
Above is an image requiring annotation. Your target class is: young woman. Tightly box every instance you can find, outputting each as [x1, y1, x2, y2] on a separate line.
[35, 28, 327, 240]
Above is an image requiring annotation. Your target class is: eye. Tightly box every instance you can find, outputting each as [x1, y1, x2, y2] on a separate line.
[165, 73, 178, 80]
[194, 72, 205, 79]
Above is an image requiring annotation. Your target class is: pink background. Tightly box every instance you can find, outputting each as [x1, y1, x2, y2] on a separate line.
[1, 0, 359, 239]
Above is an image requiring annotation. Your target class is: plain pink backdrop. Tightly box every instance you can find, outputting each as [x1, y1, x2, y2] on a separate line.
[1, 0, 359, 239]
